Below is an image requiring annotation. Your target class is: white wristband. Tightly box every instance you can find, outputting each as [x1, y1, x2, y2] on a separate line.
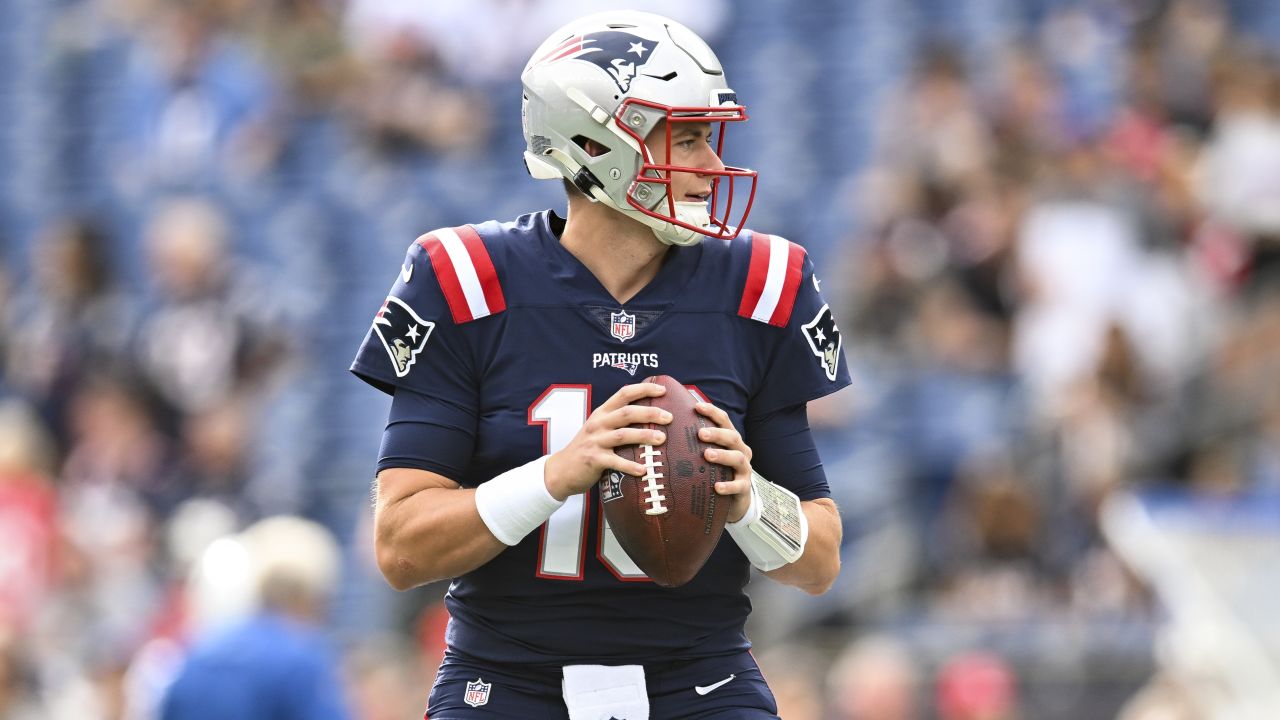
[726, 471, 809, 571]
[474, 456, 563, 546]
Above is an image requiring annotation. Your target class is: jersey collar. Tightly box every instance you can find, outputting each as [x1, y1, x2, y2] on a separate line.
[536, 210, 703, 309]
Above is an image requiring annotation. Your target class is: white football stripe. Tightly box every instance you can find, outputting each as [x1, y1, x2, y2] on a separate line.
[752, 235, 789, 322]
[436, 227, 491, 319]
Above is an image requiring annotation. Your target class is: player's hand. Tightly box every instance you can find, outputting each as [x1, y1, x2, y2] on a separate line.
[695, 402, 754, 523]
[543, 382, 672, 501]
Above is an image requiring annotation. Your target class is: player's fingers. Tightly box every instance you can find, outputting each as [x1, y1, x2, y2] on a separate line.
[712, 474, 751, 496]
[602, 427, 665, 449]
[698, 426, 752, 462]
[694, 401, 732, 429]
[600, 453, 649, 478]
[582, 404, 664, 436]
[608, 405, 672, 428]
[600, 382, 667, 412]
[697, 426, 746, 452]
[705, 447, 749, 474]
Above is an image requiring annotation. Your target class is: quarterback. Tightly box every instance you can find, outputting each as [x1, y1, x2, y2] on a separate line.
[352, 11, 850, 719]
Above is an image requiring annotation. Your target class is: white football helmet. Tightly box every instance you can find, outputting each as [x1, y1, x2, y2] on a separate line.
[521, 11, 757, 245]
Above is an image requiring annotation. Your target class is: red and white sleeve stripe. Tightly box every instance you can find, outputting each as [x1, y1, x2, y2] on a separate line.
[737, 233, 806, 327]
[418, 225, 506, 323]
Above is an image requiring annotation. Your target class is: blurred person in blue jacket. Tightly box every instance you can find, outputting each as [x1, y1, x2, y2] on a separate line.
[159, 515, 351, 720]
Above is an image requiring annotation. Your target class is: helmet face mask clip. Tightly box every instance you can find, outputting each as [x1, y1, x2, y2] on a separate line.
[521, 11, 758, 245]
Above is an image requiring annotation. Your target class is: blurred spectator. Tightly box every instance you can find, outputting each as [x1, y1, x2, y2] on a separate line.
[905, 278, 1022, 526]
[164, 396, 255, 514]
[875, 45, 994, 207]
[937, 170, 1024, 331]
[39, 445, 162, 719]
[1183, 437, 1247, 496]
[135, 197, 288, 418]
[1255, 384, 1280, 489]
[344, 637, 428, 720]
[1037, 4, 1127, 138]
[147, 497, 241, 641]
[989, 44, 1069, 163]
[1178, 290, 1280, 491]
[118, 498, 242, 719]
[1057, 323, 1149, 506]
[928, 447, 1062, 623]
[0, 631, 44, 720]
[61, 371, 174, 510]
[39, 369, 169, 716]
[0, 401, 60, 634]
[1117, 672, 1201, 720]
[341, 27, 489, 158]
[160, 515, 351, 720]
[1150, 0, 1227, 133]
[412, 602, 449, 688]
[4, 217, 136, 448]
[239, 0, 356, 113]
[827, 635, 920, 720]
[114, 0, 279, 192]
[1012, 137, 1146, 419]
[756, 644, 827, 720]
[936, 652, 1018, 720]
[1195, 44, 1280, 292]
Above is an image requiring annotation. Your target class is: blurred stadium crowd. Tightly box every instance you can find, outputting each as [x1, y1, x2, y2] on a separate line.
[1, 0, 1279, 718]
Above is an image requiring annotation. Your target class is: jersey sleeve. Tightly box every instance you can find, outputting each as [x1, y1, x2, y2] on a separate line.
[740, 235, 852, 417]
[376, 385, 475, 480]
[744, 403, 831, 501]
[349, 237, 478, 403]
[351, 223, 507, 391]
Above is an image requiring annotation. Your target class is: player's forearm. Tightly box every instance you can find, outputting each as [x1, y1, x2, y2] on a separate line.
[762, 498, 841, 595]
[374, 485, 506, 590]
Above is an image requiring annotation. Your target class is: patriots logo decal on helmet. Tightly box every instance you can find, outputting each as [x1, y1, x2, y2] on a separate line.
[534, 30, 658, 92]
[373, 296, 435, 377]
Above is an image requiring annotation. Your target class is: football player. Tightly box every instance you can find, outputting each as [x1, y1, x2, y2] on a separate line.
[351, 11, 850, 719]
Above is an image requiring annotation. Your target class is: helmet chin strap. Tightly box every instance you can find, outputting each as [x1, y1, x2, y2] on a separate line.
[603, 196, 709, 247]
[650, 201, 712, 246]
[542, 146, 712, 246]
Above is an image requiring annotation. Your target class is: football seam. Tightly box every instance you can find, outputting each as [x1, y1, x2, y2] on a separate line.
[637, 444, 668, 515]
[656, 512, 672, 584]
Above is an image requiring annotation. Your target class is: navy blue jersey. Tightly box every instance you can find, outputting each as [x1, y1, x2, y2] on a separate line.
[351, 210, 850, 666]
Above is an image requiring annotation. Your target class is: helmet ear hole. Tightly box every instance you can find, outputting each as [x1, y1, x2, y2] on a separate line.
[572, 135, 611, 158]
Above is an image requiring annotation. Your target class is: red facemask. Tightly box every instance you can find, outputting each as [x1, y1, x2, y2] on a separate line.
[613, 97, 758, 241]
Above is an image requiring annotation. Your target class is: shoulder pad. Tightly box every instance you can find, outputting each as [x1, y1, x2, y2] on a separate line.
[737, 232, 807, 327]
[416, 224, 507, 324]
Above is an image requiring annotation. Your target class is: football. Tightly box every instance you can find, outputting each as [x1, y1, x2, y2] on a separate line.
[600, 374, 732, 587]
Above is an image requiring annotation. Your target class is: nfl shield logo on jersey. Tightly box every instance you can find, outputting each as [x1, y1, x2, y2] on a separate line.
[610, 309, 636, 342]
[464, 678, 491, 707]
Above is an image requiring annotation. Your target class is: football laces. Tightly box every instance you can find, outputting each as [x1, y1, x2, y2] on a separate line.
[638, 445, 668, 515]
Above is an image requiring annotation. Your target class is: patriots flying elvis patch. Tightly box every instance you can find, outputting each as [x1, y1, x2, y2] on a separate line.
[802, 304, 842, 381]
[373, 296, 435, 377]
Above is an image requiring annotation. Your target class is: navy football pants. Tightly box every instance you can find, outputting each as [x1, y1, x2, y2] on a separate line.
[425, 650, 779, 719]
